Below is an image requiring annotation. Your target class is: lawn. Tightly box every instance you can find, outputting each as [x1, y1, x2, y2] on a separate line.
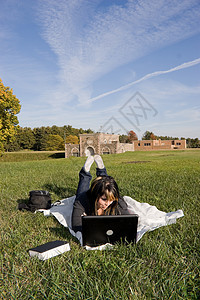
[0, 150, 199, 299]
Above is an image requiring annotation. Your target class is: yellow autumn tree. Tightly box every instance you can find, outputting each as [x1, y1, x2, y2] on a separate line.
[65, 135, 79, 144]
[0, 78, 21, 153]
[45, 134, 64, 151]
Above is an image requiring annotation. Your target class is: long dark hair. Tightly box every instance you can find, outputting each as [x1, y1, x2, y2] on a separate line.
[88, 176, 120, 215]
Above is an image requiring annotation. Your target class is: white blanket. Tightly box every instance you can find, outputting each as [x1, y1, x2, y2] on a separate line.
[40, 196, 184, 249]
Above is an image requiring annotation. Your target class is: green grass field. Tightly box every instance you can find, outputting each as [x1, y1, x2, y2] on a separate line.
[0, 150, 199, 299]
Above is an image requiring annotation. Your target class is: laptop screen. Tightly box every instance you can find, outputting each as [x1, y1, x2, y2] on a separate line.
[82, 214, 138, 247]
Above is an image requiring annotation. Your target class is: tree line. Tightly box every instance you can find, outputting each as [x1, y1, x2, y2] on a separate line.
[4, 125, 94, 152]
[3, 127, 200, 152]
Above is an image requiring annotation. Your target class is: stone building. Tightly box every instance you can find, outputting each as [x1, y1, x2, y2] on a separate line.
[65, 133, 134, 158]
[65, 133, 186, 158]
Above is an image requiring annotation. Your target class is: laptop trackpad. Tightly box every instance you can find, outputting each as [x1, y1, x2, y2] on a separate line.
[106, 229, 114, 236]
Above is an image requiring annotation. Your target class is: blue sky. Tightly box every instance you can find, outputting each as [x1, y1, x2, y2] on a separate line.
[0, 0, 200, 139]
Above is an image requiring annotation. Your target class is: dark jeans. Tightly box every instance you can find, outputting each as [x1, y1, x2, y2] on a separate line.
[76, 167, 108, 197]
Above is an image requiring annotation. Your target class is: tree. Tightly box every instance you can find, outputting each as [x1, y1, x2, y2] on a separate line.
[142, 130, 159, 140]
[32, 126, 51, 151]
[65, 135, 79, 144]
[4, 138, 21, 152]
[17, 127, 35, 150]
[142, 131, 152, 140]
[186, 138, 200, 148]
[150, 132, 156, 140]
[50, 125, 64, 136]
[119, 134, 129, 143]
[0, 78, 21, 152]
[128, 130, 138, 142]
[45, 134, 64, 151]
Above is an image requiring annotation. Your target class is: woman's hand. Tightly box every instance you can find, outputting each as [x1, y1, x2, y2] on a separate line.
[97, 208, 105, 215]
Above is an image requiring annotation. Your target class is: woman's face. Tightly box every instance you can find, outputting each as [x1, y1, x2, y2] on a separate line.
[97, 194, 113, 211]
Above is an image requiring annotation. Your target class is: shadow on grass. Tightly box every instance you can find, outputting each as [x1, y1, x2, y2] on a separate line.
[49, 152, 65, 159]
[43, 183, 76, 199]
[17, 198, 30, 211]
[17, 198, 29, 204]
[123, 161, 151, 164]
[49, 227, 80, 244]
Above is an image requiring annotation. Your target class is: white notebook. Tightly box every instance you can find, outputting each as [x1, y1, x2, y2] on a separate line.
[28, 240, 70, 260]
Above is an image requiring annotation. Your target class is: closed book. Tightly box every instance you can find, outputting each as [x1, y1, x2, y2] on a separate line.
[28, 240, 70, 260]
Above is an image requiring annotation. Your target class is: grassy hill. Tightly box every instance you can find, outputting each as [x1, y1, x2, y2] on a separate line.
[0, 151, 65, 162]
[0, 150, 199, 299]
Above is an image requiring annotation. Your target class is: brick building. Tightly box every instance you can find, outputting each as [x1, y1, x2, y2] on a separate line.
[65, 133, 186, 158]
[134, 139, 186, 151]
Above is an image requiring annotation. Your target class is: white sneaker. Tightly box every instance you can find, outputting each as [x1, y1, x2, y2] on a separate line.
[83, 155, 94, 172]
[94, 155, 105, 169]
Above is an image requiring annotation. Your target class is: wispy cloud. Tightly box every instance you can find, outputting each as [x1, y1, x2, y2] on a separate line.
[87, 58, 200, 103]
[37, 0, 200, 104]
[165, 106, 200, 121]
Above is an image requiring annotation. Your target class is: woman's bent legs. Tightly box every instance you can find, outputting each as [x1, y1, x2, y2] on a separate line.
[96, 167, 108, 177]
[76, 154, 108, 197]
[76, 167, 108, 196]
[76, 167, 92, 197]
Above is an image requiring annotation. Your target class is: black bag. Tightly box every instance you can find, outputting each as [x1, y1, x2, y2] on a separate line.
[18, 190, 52, 212]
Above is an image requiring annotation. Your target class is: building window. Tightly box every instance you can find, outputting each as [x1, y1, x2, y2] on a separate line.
[85, 147, 94, 156]
[104, 139, 107, 144]
[144, 143, 151, 146]
[176, 142, 181, 145]
[138, 143, 140, 146]
[102, 147, 110, 155]
[103, 151, 110, 154]
[71, 148, 79, 157]
[72, 152, 79, 157]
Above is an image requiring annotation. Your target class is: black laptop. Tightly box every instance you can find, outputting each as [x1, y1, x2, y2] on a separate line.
[82, 214, 138, 247]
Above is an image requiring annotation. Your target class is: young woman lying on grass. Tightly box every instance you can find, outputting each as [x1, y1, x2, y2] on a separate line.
[72, 155, 132, 233]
